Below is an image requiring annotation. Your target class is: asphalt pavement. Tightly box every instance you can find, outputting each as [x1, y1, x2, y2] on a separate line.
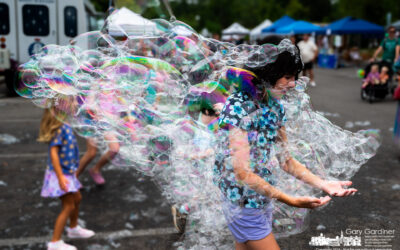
[0, 67, 399, 250]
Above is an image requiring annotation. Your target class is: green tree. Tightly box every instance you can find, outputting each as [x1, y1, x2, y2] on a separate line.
[90, 0, 109, 12]
[300, 0, 332, 22]
[286, 0, 309, 20]
[89, 0, 400, 33]
[332, 0, 400, 25]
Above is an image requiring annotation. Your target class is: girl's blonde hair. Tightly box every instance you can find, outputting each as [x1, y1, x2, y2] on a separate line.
[37, 108, 63, 143]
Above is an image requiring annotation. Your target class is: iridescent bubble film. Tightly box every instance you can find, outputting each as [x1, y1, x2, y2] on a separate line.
[17, 9, 379, 249]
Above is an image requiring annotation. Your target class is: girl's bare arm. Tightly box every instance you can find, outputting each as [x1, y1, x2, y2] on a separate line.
[229, 127, 330, 208]
[50, 146, 69, 191]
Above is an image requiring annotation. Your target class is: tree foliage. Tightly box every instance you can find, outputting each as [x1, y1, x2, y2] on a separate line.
[90, 0, 400, 33]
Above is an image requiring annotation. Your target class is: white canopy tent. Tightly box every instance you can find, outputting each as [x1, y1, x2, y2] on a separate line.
[221, 34, 241, 41]
[222, 23, 249, 41]
[250, 19, 272, 42]
[108, 7, 158, 37]
[222, 22, 250, 36]
[391, 20, 400, 29]
[201, 28, 211, 38]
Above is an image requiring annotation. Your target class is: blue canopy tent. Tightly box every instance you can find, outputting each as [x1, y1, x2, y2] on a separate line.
[325, 17, 384, 35]
[261, 15, 295, 33]
[275, 20, 325, 34]
[318, 17, 384, 69]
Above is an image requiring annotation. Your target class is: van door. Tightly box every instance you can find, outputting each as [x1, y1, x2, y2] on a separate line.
[0, 0, 18, 63]
[58, 0, 87, 45]
[17, 0, 57, 63]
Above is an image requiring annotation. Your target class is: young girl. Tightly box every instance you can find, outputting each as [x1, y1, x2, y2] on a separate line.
[379, 66, 389, 84]
[75, 85, 120, 185]
[172, 84, 228, 233]
[362, 64, 380, 88]
[214, 36, 357, 250]
[76, 136, 120, 185]
[38, 108, 95, 250]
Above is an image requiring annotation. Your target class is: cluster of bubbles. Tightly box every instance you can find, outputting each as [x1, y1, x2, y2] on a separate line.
[17, 10, 379, 249]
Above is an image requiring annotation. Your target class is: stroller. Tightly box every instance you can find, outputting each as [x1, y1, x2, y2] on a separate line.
[360, 61, 395, 103]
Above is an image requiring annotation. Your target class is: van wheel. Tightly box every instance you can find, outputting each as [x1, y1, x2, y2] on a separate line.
[5, 70, 18, 96]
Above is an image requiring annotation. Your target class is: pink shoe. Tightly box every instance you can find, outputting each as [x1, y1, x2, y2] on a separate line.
[66, 225, 95, 239]
[47, 240, 77, 250]
[89, 169, 105, 185]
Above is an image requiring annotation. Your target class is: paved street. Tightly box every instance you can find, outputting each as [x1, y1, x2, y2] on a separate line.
[0, 67, 399, 250]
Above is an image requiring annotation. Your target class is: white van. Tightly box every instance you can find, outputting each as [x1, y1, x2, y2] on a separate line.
[0, 0, 103, 95]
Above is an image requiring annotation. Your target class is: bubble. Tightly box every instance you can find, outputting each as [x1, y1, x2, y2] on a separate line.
[31, 98, 51, 109]
[17, 9, 379, 249]
[19, 66, 40, 88]
[294, 77, 307, 92]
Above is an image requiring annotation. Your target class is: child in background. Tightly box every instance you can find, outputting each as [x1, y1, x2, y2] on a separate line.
[75, 82, 120, 185]
[76, 136, 120, 185]
[171, 84, 228, 233]
[38, 108, 95, 250]
[362, 64, 380, 88]
[379, 66, 390, 84]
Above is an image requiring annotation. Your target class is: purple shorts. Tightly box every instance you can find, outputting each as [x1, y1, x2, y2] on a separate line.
[222, 200, 274, 243]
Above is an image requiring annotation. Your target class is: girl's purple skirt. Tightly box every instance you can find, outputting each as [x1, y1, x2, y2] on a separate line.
[41, 169, 81, 198]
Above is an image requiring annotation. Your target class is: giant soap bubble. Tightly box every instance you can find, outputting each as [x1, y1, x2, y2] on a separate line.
[17, 8, 379, 249]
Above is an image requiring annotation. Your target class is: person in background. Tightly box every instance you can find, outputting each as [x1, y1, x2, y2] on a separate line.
[289, 35, 296, 45]
[297, 34, 318, 87]
[171, 86, 228, 233]
[362, 64, 380, 89]
[75, 82, 120, 185]
[370, 26, 399, 67]
[76, 136, 120, 185]
[321, 35, 330, 54]
[212, 33, 221, 41]
[350, 47, 362, 67]
[394, 33, 400, 68]
[393, 69, 400, 144]
[379, 66, 390, 84]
